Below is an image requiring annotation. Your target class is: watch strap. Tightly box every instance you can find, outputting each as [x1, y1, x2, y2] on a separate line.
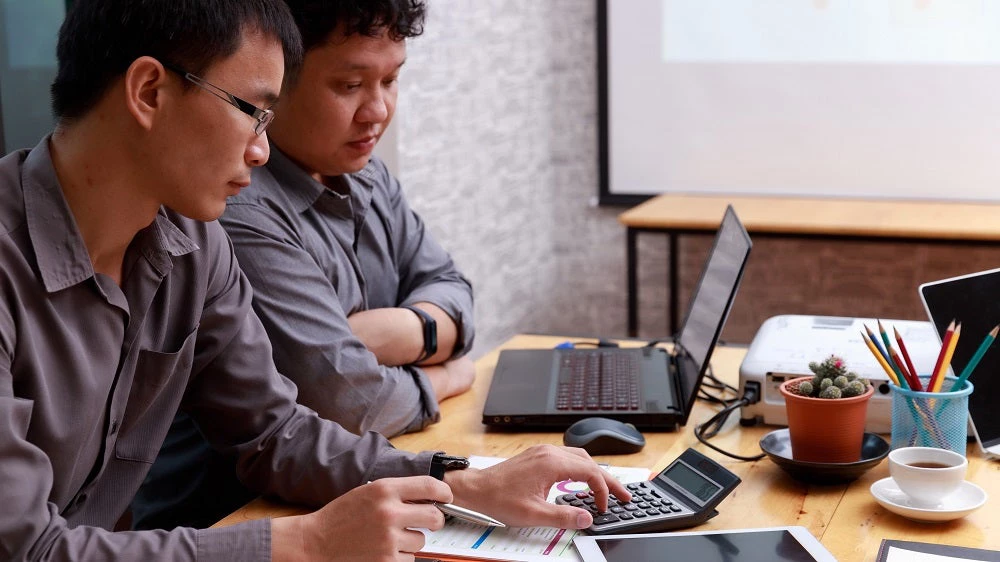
[403, 305, 437, 362]
[430, 452, 470, 480]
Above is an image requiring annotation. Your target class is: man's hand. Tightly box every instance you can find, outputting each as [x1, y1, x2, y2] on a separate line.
[445, 445, 632, 530]
[424, 357, 475, 402]
[272, 476, 451, 562]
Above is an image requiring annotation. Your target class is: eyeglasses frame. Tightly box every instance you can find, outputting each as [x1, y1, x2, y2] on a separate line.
[162, 62, 274, 135]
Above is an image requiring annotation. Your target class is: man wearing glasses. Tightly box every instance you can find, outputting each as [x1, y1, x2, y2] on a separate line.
[135, 0, 480, 532]
[0, 0, 628, 560]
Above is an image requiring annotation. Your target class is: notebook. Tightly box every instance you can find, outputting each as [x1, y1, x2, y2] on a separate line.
[919, 268, 1000, 458]
[482, 205, 752, 430]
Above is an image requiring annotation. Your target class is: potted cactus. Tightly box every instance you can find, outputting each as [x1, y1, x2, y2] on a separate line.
[778, 355, 875, 463]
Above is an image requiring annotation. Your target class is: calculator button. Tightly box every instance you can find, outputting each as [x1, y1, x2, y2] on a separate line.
[592, 514, 621, 526]
[626, 483, 641, 490]
[561, 494, 577, 502]
[669, 505, 682, 512]
[570, 500, 585, 507]
[649, 500, 661, 507]
[619, 513, 633, 520]
[632, 511, 647, 518]
[646, 509, 660, 516]
[610, 506, 625, 513]
[659, 507, 673, 514]
[636, 502, 649, 509]
[649, 489, 662, 498]
[624, 504, 639, 511]
[576, 492, 590, 499]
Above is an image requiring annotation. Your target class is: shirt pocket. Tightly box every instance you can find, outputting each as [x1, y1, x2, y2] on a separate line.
[115, 326, 198, 463]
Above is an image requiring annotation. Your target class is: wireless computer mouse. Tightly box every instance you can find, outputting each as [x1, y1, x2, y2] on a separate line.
[563, 417, 646, 455]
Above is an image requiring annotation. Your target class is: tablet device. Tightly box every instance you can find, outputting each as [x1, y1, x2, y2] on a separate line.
[573, 526, 836, 562]
[919, 268, 1000, 459]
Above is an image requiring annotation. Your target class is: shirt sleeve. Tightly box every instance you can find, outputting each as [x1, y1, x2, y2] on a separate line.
[373, 163, 475, 359]
[220, 203, 438, 436]
[0, 298, 268, 561]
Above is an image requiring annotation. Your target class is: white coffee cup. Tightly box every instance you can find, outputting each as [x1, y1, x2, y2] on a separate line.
[888, 447, 967, 507]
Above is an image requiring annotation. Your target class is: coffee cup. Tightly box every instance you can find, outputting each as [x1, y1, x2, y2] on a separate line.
[888, 447, 967, 507]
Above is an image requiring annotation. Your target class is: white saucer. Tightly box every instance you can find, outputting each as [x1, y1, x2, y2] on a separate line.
[870, 477, 987, 522]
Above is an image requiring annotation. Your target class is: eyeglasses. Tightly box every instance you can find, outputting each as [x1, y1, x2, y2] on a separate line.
[163, 63, 274, 135]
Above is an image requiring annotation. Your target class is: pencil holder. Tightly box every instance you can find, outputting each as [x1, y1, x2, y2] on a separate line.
[890, 376, 973, 456]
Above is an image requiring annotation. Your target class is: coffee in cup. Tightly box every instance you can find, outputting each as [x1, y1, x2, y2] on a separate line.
[888, 447, 967, 507]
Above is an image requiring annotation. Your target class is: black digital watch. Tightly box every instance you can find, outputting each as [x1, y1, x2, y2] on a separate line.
[403, 305, 437, 362]
[430, 452, 470, 480]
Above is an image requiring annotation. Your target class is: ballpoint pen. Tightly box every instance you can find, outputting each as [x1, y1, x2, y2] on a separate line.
[435, 502, 506, 527]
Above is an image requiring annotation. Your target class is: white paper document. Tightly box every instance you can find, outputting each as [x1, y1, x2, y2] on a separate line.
[886, 546, 990, 562]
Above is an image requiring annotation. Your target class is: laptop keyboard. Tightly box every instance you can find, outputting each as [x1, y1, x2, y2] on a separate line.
[555, 350, 641, 410]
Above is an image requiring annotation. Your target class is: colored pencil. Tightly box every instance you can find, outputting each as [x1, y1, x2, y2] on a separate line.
[894, 326, 923, 391]
[927, 320, 955, 392]
[865, 324, 906, 388]
[864, 324, 891, 364]
[877, 320, 911, 390]
[888, 346, 917, 390]
[951, 325, 999, 392]
[931, 322, 961, 393]
[861, 330, 900, 386]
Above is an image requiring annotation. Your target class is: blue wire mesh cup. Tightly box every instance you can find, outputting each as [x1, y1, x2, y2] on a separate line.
[890, 376, 973, 456]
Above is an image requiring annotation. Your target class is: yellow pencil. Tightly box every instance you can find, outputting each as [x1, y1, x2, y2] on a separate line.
[861, 330, 900, 386]
[931, 322, 961, 392]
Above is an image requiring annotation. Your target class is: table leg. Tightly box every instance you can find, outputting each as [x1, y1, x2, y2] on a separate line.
[669, 233, 679, 335]
[627, 227, 638, 337]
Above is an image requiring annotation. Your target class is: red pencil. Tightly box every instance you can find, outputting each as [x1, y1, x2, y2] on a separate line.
[928, 320, 956, 393]
[894, 327, 923, 391]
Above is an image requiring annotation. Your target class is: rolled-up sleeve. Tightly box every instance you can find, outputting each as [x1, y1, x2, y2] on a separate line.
[381, 169, 475, 359]
[222, 204, 439, 436]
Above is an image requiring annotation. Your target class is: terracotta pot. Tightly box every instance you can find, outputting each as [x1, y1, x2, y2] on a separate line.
[779, 376, 874, 463]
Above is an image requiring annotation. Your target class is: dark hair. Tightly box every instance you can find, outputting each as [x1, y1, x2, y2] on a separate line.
[283, 0, 427, 53]
[51, 0, 303, 122]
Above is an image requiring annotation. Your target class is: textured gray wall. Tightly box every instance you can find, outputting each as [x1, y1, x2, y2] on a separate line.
[395, 0, 1000, 357]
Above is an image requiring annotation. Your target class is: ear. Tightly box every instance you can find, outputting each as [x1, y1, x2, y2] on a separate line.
[124, 56, 170, 131]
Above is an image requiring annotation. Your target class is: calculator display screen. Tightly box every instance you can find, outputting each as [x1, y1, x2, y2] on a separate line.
[658, 462, 720, 502]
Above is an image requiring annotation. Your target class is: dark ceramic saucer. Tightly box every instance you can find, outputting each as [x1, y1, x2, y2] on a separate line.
[759, 428, 890, 485]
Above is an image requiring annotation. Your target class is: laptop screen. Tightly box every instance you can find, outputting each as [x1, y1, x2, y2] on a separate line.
[675, 206, 752, 417]
[919, 268, 1000, 450]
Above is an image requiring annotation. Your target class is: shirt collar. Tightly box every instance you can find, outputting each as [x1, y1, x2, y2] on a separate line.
[265, 142, 377, 217]
[21, 136, 199, 293]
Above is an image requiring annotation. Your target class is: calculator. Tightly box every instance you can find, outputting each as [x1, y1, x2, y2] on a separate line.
[555, 448, 741, 535]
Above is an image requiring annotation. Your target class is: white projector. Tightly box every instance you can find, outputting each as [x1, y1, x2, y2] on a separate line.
[738, 315, 940, 434]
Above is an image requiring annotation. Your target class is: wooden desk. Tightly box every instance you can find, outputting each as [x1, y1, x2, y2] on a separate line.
[214, 334, 1000, 561]
[619, 193, 1000, 337]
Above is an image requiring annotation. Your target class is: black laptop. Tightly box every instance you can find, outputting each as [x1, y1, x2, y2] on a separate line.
[483, 205, 752, 430]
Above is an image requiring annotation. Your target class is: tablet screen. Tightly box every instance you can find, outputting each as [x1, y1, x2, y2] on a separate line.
[920, 269, 1000, 449]
[594, 530, 819, 562]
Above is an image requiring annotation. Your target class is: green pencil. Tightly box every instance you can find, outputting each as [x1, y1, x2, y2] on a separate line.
[952, 325, 999, 392]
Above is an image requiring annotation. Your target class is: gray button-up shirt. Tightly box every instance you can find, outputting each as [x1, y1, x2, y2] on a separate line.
[220, 147, 475, 435]
[0, 139, 433, 561]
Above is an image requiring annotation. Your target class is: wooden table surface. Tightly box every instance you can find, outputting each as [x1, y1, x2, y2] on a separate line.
[214, 334, 1000, 561]
[618, 193, 1000, 241]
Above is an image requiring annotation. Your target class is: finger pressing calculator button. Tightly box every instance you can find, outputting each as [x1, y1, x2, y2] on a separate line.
[593, 514, 621, 526]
